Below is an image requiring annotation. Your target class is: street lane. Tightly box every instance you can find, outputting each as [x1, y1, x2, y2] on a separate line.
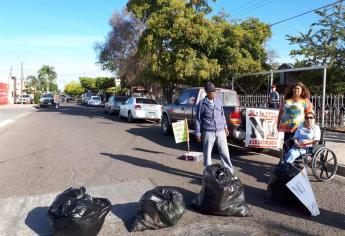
[0, 103, 344, 235]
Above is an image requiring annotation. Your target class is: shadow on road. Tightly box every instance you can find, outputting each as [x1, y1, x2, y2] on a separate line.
[244, 183, 345, 231]
[25, 206, 52, 236]
[100, 153, 203, 182]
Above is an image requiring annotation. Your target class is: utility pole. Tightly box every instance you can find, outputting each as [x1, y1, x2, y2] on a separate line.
[21, 62, 23, 105]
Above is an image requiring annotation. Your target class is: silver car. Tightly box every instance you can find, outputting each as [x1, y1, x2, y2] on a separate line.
[87, 96, 103, 107]
[104, 95, 129, 115]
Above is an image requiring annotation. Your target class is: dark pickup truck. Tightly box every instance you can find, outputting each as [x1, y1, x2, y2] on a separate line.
[161, 87, 246, 142]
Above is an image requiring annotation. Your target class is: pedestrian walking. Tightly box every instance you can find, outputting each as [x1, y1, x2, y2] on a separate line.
[268, 84, 280, 109]
[195, 82, 234, 174]
[277, 82, 313, 142]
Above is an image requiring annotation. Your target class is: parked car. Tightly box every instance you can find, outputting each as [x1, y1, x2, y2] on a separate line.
[119, 97, 162, 123]
[16, 95, 31, 104]
[161, 87, 245, 142]
[40, 93, 58, 108]
[104, 95, 130, 115]
[87, 96, 103, 107]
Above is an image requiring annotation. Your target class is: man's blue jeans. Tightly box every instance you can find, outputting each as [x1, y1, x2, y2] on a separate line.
[202, 130, 234, 174]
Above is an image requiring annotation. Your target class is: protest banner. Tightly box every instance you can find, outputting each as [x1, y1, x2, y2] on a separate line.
[286, 168, 320, 216]
[245, 108, 284, 148]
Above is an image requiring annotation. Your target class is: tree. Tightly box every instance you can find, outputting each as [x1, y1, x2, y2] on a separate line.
[25, 75, 38, 92]
[127, 0, 271, 102]
[64, 81, 85, 96]
[79, 77, 96, 91]
[37, 65, 57, 92]
[95, 10, 145, 88]
[286, 3, 345, 93]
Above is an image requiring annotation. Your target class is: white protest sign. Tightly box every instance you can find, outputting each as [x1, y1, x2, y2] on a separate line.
[172, 120, 188, 143]
[245, 108, 284, 148]
[286, 168, 320, 216]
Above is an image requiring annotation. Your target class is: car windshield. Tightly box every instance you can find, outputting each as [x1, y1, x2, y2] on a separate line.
[42, 94, 53, 98]
[216, 91, 238, 106]
[92, 97, 101, 101]
[136, 98, 159, 104]
[115, 96, 129, 102]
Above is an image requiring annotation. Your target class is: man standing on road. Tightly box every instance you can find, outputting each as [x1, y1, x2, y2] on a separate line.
[195, 82, 234, 174]
[268, 84, 280, 109]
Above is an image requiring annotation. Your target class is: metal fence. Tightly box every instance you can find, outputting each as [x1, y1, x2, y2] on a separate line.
[239, 94, 345, 127]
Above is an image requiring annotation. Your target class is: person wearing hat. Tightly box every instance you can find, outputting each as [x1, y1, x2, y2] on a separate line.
[195, 82, 234, 173]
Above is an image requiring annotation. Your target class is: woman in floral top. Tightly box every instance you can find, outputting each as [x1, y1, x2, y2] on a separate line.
[277, 82, 313, 142]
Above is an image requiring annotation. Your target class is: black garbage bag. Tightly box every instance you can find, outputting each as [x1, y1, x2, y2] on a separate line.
[267, 163, 307, 210]
[193, 164, 251, 217]
[131, 187, 185, 232]
[48, 186, 112, 236]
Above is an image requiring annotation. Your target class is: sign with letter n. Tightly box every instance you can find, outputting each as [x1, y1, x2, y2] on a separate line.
[245, 108, 284, 148]
[286, 168, 320, 216]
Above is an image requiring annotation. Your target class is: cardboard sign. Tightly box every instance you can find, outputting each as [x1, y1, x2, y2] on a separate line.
[54, 95, 59, 104]
[245, 108, 284, 148]
[286, 168, 320, 216]
[172, 120, 188, 143]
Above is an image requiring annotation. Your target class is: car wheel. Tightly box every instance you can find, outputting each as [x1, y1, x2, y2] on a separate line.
[128, 111, 133, 123]
[161, 114, 172, 135]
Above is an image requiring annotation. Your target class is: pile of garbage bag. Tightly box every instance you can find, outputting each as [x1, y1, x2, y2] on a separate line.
[267, 163, 308, 210]
[47, 186, 112, 236]
[131, 186, 185, 232]
[193, 164, 252, 217]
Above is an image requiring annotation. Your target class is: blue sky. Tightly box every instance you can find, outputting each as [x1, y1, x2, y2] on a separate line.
[0, 0, 336, 89]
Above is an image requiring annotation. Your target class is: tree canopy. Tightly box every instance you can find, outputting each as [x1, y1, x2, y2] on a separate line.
[64, 81, 85, 96]
[287, 3, 345, 93]
[96, 0, 272, 101]
[79, 77, 116, 92]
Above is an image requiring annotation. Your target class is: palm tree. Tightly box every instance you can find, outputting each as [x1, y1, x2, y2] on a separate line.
[26, 75, 38, 92]
[38, 65, 57, 92]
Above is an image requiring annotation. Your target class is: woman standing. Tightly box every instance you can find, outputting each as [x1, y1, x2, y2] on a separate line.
[277, 82, 313, 142]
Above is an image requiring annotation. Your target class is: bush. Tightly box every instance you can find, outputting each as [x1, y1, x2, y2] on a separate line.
[34, 91, 42, 104]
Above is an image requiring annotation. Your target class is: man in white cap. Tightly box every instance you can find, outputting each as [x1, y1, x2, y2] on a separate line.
[195, 82, 234, 173]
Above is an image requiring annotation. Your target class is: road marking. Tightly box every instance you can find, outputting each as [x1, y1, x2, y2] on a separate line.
[0, 119, 13, 129]
[0, 179, 155, 236]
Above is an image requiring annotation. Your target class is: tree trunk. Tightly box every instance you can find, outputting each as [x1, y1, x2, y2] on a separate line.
[162, 81, 174, 104]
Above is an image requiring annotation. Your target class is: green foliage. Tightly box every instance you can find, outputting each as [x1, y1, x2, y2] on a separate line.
[34, 91, 42, 104]
[64, 81, 85, 95]
[127, 0, 271, 101]
[95, 77, 115, 90]
[37, 65, 57, 92]
[79, 77, 96, 91]
[79, 77, 115, 92]
[106, 86, 130, 95]
[287, 3, 345, 94]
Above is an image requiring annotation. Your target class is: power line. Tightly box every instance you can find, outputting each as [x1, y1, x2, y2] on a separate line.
[269, 0, 344, 27]
[235, 0, 277, 18]
[231, 0, 268, 16]
[234, 0, 256, 13]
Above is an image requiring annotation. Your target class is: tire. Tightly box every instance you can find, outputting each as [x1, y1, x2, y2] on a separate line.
[128, 111, 133, 123]
[161, 114, 172, 135]
[312, 147, 337, 182]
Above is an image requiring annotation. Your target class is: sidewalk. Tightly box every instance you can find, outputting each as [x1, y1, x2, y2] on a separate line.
[323, 131, 345, 177]
[0, 104, 36, 129]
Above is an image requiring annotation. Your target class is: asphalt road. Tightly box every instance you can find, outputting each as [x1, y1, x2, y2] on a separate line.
[0, 103, 344, 235]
